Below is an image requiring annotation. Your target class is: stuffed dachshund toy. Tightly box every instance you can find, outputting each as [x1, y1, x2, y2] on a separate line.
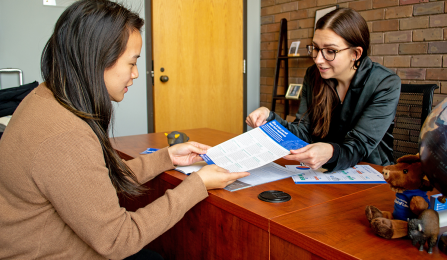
[365, 154, 439, 253]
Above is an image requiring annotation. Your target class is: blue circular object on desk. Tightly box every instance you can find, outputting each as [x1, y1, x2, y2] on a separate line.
[258, 190, 291, 203]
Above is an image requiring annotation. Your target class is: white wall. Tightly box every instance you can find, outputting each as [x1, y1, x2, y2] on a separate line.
[246, 0, 261, 131]
[0, 1, 62, 89]
[111, 1, 148, 137]
[0, 0, 148, 137]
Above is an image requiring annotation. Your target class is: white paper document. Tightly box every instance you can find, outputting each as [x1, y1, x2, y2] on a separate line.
[174, 162, 297, 192]
[287, 164, 386, 184]
[174, 162, 207, 175]
[224, 162, 297, 192]
[200, 120, 308, 172]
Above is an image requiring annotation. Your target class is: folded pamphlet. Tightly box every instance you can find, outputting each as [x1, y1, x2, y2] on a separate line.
[200, 120, 308, 173]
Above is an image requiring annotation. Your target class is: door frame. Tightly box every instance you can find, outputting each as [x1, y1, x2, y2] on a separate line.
[144, 0, 248, 133]
[144, 1, 154, 133]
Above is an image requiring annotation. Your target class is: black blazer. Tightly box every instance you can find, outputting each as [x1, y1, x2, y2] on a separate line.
[268, 57, 401, 171]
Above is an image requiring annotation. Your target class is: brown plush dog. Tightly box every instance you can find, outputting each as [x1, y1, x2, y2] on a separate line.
[365, 154, 433, 240]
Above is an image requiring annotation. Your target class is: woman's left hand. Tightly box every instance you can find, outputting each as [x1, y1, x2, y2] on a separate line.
[167, 141, 211, 166]
[283, 143, 334, 170]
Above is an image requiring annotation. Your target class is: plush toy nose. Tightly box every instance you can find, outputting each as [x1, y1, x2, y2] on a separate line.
[382, 169, 390, 180]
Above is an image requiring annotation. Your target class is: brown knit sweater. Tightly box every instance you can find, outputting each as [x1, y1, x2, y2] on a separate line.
[0, 84, 208, 259]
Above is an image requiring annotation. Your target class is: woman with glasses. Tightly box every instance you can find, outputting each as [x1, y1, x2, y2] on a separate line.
[247, 8, 400, 171]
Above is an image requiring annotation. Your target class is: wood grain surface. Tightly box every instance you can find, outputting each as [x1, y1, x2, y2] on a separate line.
[270, 184, 447, 260]
[271, 234, 325, 260]
[112, 128, 447, 259]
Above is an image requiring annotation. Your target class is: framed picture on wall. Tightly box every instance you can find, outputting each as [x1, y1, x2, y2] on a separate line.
[286, 84, 303, 100]
[288, 41, 300, 56]
[314, 5, 338, 32]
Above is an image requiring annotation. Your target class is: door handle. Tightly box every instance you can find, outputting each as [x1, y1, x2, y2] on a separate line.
[160, 75, 169, 82]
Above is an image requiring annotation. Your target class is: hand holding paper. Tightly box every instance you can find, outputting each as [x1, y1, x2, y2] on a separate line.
[200, 120, 308, 172]
[246, 107, 270, 128]
[284, 142, 334, 169]
[174, 120, 310, 192]
[167, 141, 210, 166]
[196, 165, 250, 190]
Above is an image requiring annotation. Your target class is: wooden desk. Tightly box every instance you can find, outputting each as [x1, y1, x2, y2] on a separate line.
[111, 128, 447, 260]
[270, 183, 447, 260]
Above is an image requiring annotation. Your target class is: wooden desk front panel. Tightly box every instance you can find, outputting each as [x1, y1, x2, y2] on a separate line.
[270, 184, 447, 260]
[120, 174, 269, 260]
[271, 235, 324, 260]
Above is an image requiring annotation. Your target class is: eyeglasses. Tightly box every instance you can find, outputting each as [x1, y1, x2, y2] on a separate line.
[306, 45, 351, 61]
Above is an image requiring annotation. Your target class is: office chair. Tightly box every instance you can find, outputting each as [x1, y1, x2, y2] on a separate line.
[392, 83, 439, 162]
[0, 81, 39, 139]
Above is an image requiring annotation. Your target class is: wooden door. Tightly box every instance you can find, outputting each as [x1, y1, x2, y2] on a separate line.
[152, 0, 244, 135]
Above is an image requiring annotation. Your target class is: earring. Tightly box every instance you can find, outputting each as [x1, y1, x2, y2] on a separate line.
[352, 58, 355, 61]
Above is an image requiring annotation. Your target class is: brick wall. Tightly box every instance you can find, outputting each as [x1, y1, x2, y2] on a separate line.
[260, 0, 447, 119]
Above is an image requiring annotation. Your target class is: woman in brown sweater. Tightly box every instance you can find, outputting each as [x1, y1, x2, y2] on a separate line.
[0, 1, 248, 259]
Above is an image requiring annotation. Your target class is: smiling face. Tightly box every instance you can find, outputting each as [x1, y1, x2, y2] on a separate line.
[104, 30, 142, 102]
[312, 28, 362, 83]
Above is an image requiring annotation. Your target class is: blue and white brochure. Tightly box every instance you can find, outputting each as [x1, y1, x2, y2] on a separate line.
[288, 164, 386, 184]
[200, 120, 308, 172]
[140, 148, 160, 154]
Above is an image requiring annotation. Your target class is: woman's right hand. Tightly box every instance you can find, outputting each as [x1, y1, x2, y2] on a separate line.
[245, 107, 270, 128]
[196, 165, 249, 190]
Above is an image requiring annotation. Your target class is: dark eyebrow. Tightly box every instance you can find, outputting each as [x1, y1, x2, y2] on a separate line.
[312, 42, 340, 48]
[132, 55, 140, 58]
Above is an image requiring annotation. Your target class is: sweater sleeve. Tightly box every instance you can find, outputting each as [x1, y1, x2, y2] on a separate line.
[123, 147, 174, 184]
[323, 73, 401, 171]
[31, 129, 208, 259]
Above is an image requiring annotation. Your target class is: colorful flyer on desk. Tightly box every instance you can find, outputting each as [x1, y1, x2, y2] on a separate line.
[288, 164, 386, 184]
[200, 120, 308, 172]
[140, 148, 160, 154]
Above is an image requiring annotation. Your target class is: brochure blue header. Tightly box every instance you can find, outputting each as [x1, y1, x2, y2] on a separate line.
[200, 154, 215, 165]
[259, 120, 308, 150]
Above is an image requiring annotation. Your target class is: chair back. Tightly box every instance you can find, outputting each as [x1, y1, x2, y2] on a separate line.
[0, 81, 39, 118]
[0, 81, 39, 140]
[393, 84, 438, 162]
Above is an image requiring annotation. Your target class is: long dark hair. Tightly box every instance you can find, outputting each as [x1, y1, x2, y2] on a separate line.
[41, 0, 145, 197]
[310, 8, 370, 138]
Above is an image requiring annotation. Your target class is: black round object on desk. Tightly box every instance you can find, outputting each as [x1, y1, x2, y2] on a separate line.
[258, 190, 291, 203]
